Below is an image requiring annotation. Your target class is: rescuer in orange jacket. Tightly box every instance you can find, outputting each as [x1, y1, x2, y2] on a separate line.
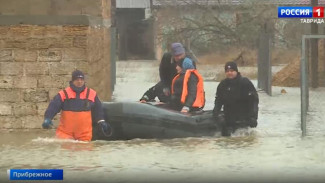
[171, 59, 205, 113]
[42, 70, 111, 141]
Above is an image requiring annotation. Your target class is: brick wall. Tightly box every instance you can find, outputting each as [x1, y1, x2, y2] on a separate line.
[0, 0, 112, 129]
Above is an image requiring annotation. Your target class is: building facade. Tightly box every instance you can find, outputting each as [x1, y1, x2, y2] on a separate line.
[0, 0, 113, 129]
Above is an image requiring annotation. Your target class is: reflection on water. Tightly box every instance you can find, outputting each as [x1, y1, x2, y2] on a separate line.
[1, 61, 325, 183]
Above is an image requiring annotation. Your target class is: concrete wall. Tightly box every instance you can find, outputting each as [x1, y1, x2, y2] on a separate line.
[0, 0, 112, 129]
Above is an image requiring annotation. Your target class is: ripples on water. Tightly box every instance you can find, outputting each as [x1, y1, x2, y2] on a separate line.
[1, 61, 325, 183]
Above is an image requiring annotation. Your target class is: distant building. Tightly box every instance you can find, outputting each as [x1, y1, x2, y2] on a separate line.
[115, 0, 155, 60]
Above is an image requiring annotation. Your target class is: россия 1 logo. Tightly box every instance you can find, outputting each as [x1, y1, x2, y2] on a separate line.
[278, 7, 324, 18]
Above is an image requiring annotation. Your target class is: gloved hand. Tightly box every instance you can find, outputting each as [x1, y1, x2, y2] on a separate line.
[97, 120, 112, 137]
[42, 118, 53, 129]
[249, 118, 258, 128]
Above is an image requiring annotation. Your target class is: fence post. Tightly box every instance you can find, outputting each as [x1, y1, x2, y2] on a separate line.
[301, 36, 307, 136]
[257, 32, 272, 96]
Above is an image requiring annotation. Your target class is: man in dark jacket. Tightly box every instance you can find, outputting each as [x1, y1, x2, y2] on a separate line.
[213, 62, 259, 136]
[140, 43, 196, 103]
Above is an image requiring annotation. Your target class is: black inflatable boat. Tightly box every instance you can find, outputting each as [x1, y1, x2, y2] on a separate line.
[93, 102, 221, 140]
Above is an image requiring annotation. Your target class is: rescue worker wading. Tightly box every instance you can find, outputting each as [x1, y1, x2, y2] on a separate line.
[42, 70, 112, 141]
[171, 59, 205, 113]
[213, 61, 259, 136]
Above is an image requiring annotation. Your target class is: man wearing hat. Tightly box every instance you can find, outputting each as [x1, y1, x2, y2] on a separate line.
[42, 70, 111, 141]
[140, 42, 196, 103]
[213, 61, 259, 136]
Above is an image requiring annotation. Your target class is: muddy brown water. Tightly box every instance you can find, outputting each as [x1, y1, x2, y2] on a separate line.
[0, 61, 324, 183]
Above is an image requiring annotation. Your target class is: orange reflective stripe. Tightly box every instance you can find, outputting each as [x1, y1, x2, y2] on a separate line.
[180, 69, 205, 108]
[192, 70, 205, 108]
[171, 74, 180, 94]
[180, 70, 192, 103]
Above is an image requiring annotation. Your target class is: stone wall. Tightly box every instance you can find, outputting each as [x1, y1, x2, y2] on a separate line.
[0, 0, 112, 129]
[0, 0, 103, 16]
[88, 27, 111, 101]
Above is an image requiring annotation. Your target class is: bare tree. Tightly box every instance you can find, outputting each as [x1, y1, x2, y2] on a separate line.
[154, 0, 279, 63]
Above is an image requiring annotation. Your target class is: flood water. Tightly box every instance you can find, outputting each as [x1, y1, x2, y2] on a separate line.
[0, 61, 325, 183]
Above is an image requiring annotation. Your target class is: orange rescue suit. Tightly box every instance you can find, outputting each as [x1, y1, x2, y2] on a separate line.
[171, 69, 205, 108]
[56, 87, 96, 141]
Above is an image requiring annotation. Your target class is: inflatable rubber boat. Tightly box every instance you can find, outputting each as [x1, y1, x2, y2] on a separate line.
[93, 102, 221, 140]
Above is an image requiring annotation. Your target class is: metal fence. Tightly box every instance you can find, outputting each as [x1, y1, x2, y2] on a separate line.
[153, 0, 325, 6]
[301, 35, 325, 136]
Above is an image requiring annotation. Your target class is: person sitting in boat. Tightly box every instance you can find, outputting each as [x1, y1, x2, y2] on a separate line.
[212, 61, 259, 136]
[140, 42, 196, 103]
[170, 59, 205, 113]
[42, 70, 112, 141]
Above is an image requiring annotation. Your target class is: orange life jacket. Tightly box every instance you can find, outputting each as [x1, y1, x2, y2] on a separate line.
[171, 69, 205, 108]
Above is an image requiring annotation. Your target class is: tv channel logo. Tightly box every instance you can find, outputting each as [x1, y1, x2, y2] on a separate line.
[278, 7, 324, 18]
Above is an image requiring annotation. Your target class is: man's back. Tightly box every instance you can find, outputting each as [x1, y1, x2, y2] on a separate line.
[159, 52, 177, 87]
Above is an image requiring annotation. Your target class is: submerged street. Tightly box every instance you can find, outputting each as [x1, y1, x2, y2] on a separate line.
[0, 61, 325, 183]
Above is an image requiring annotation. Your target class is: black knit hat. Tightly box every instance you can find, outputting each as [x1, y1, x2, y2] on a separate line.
[72, 70, 85, 81]
[224, 61, 238, 72]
